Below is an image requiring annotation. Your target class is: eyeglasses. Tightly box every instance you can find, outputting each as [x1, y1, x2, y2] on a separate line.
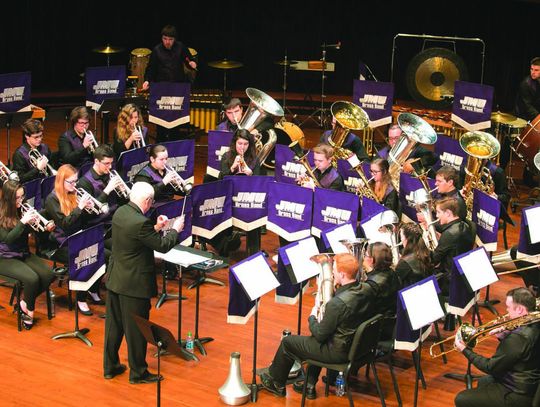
[64, 179, 77, 185]
[29, 134, 44, 139]
[16, 194, 26, 201]
[99, 161, 113, 167]
[77, 121, 90, 125]
[369, 169, 381, 174]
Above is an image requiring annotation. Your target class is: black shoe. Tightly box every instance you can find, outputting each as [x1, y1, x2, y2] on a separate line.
[77, 303, 93, 316]
[21, 313, 33, 330]
[104, 364, 127, 379]
[260, 373, 286, 397]
[88, 295, 105, 306]
[292, 381, 317, 399]
[129, 372, 163, 384]
[443, 314, 456, 332]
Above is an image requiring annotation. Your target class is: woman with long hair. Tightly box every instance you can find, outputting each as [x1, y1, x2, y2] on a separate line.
[220, 129, 261, 177]
[112, 104, 148, 158]
[0, 180, 55, 329]
[369, 158, 400, 216]
[396, 222, 432, 288]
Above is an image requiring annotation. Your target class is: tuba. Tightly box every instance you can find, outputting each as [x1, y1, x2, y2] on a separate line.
[0, 160, 19, 183]
[237, 88, 284, 168]
[388, 113, 437, 191]
[339, 238, 369, 282]
[29, 149, 57, 176]
[310, 254, 334, 322]
[20, 203, 55, 232]
[378, 210, 401, 265]
[328, 101, 370, 161]
[459, 131, 500, 217]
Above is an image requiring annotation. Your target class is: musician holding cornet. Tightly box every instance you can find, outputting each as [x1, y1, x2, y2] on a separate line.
[454, 287, 540, 407]
[220, 130, 261, 177]
[112, 104, 148, 159]
[57, 106, 95, 168]
[12, 118, 55, 182]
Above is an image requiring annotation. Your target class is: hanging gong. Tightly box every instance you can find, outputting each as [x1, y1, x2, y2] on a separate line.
[406, 47, 468, 110]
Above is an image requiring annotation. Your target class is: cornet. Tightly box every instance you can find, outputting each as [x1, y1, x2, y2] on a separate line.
[0, 160, 19, 183]
[84, 129, 99, 153]
[75, 187, 109, 215]
[29, 149, 57, 176]
[109, 170, 131, 199]
[237, 154, 246, 173]
[20, 203, 55, 232]
[164, 164, 193, 194]
[133, 125, 145, 149]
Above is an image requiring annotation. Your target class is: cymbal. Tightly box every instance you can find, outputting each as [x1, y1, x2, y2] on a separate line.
[208, 59, 243, 69]
[274, 60, 298, 66]
[491, 111, 517, 124]
[92, 45, 125, 54]
[509, 117, 528, 129]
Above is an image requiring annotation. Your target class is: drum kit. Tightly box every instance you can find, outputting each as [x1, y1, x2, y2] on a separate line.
[92, 44, 125, 67]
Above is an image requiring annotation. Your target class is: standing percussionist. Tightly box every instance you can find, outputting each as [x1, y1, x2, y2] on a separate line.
[57, 106, 95, 168]
[454, 287, 540, 407]
[103, 182, 184, 383]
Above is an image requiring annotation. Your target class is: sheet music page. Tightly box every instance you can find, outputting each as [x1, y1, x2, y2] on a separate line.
[361, 213, 392, 246]
[287, 237, 321, 283]
[401, 280, 444, 330]
[326, 223, 357, 254]
[233, 255, 280, 301]
[457, 249, 498, 291]
[154, 249, 209, 267]
[525, 206, 540, 244]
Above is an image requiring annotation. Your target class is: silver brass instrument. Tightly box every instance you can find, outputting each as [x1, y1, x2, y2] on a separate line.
[20, 203, 54, 232]
[218, 352, 251, 405]
[340, 238, 369, 282]
[84, 129, 99, 153]
[237, 88, 284, 167]
[310, 254, 334, 322]
[109, 170, 131, 199]
[29, 149, 57, 176]
[133, 125, 145, 149]
[164, 164, 193, 194]
[75, 187, 109, 215]
[413, 187, 439, 251]
[389, 113, 437, 191]
[328, 101, 370, 161]
[378, 210, 401, 265]
[0, 160, 19, 183]
[459, 131, 500, 218]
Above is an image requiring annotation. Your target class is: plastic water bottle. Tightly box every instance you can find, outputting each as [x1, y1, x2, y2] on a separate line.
[186, 331, 194, 353]
[335, 371, 345, 397]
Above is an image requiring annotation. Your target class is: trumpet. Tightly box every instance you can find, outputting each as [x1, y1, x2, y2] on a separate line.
[29, 149, 57, 176]
[109, 170, 131, 199]
[20, 203, 55, 232]
[0, 160, 19, 183]
[133, 125, 146, 149]
[84, 129, 99, 153]
[75, 187, 109, 215]
[164, 164, 193, 194]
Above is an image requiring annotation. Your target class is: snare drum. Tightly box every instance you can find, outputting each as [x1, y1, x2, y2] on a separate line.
[514, 114, 540, 170]
[130, 48, 152, 89]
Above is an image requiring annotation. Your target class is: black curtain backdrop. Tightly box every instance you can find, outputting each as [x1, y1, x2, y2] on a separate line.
[2, 0, 539, 111]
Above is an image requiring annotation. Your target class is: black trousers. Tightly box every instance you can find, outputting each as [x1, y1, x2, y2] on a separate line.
[268, 335, 348, 387]
[455, 375, 533, 407]
[103, 290, 151, 380]
[0, 255, 54, 311]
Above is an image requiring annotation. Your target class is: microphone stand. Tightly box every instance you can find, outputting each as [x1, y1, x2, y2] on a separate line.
[302, 43, 331, 129]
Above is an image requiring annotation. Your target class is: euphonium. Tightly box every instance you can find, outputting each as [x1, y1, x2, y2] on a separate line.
[164, 164, 193, 194]
[0, 160, 19, 183]
[328, 101, 369, 161]
[310, 254, 334, 322]
[29, 148, 57, 176]
[339, 238, 369, 282]
[378, 210, 401, 265]
[75, 187, 109, 215]
[20, 203, 55, 232]
[109, 170, 131, 199]
[84, 129, 99, 153]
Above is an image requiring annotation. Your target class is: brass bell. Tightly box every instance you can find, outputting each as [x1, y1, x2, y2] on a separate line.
[218, 352, 250, 405]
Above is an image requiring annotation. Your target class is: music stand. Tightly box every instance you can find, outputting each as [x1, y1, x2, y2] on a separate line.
[134, 315, 190, 407]
[230, 252, 280, 402]
[0, 110, 33, 166]
[97, 96, 147, 144]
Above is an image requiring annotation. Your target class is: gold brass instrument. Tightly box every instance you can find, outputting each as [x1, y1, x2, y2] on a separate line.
[378, 210, 401, 265]
[164, 164, 193, 194]
[75, 187, 109, 215]
[84, 129, 99, 153]
[133, 125, 145, 149]
[328, 101, 370, 161]
[351, 162, 378, 202]
[310, 254, 334, 322]
[459, 131, 500, 218]
[237, 154, 246, 173]
[109, 170, 131, 199]
[388, 113, 437, 191]
[29, 149, 57, 176]
[429, 311, 540, 358]
[289, 140, 322, 188]
[0, 160, 20, 183]
[20, 203, 55, 232]
[339, 238, 369, 282]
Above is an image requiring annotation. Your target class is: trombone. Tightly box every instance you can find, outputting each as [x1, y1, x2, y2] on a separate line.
[20, 203, 55, 232]
[109, 170, 131, 199]
[0, 160, 19, 183]
[29, 149, 57, 176]
[75, 187, 109, 215]
[84, 129, 99, 153]
[164, 164, 193, 194]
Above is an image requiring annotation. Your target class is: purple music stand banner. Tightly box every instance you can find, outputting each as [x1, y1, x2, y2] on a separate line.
[0, 71, 31, 113]
[399, 172, 436, 223]
[275, 251, 309, 305]
[23, 178, 42, 210]
[85, 66, 126, 111]
[337, 159, 363, 194]
[118, 146, 149, 182]
[148, 82, 190, 128]
[312, 188, 359, 237]
[67, 224, 106, 291]
[207, 130, 233, 178]
[448, 260, 476, 316]
[472, 189, 500, 251]
[451, 80, 494, 131]
[352, 79, 393, 127]
[274, 144, 314, 185]
[227, 175, 272, 231]
[162, 140, 195, 184]
[191, 180, 232, 239]
[433, 133, 467, 172]
[153, 197, 193, 246]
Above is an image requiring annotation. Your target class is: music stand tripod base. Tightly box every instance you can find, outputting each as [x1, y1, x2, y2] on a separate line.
[52, 328, 92, 347]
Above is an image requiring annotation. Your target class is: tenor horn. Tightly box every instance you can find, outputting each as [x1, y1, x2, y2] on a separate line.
[378, 210, 401, 265]
[310, 254, 334, 322]
[412, 188, 439, 251]
[328, 101, 369, 160]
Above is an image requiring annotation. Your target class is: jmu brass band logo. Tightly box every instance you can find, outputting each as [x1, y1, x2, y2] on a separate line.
[281, 161, 306, 179]
[215, 146, 230, 162]
[126, 161, 149, 182]
[358, 94, 387, 110]
[232, 192, 266, 209]
[168, 156, 188, 172]
[275, 200, 305, 221]
[199, 197, 226, 216]
[0, 86, 25, 103]
[459, 96, 487, 113]
[321, 206, 351, 224]
[157, 96, 184, 110]
[476, 208, 495, 233]
[74, 243, 99, 270]
[440, 152, 464, 170]
[92, 80, 120, 95]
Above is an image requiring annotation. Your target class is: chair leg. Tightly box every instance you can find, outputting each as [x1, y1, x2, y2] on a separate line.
[46, 289, 53, 320]
[15, 283, 22, 332]
[68, 288, 73, 311]
[388, 352, 402, 407]
[370, 361, 386, 407]
[365, 362, 371, 378]
[9, 284, 16, 306]
[324, 367, 330, 397]
[301, 366, 308, 407]
[346, 381, 354, 407]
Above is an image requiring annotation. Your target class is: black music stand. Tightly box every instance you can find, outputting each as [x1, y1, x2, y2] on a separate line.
[155, 261, 187, 310]
[51, 298, 92, 346]
[0, 110, 33, 166]
[97, 96, 147, 144]
[134, 315, 189, 407]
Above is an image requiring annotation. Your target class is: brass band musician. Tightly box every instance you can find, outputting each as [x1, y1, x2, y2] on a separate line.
[112, 104, 148, 159]
[320, 116, 369, 162]
[57, 106, 95, 168]
[396, 222, 432, 288]
[297, 144, 344, 191]
[369, 158, 400, 215]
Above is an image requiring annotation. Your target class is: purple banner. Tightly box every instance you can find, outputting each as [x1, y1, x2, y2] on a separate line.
[67, 224, 106, 291]
[433, 134, 467, 172]
[274, 144, 314, 185]
[191, 180, 232, 239]
[312, 188, 359, 237]
[227, 175, 272, 231]
[40, 175, 56, 206]
[267, 181, 313, 241]
[451, 80, 494, 131]
[85, 66, 126, 111]
[118, 146, 149, 182]
[207, 130, 233, 178]
[152, 197, 193, 246]
[352, 79, 393, 127]
[472, 190, 500, 251]
[0, 71, 31, 113]
[360, 196, 387, 221]
[337, 159, 367, 194]
[23, 178, 42, 210]
[162, 140, 195, 183]
[148, 82, 190, 128]
[448, 261, 475, 316]
[399, 172, 436, 222]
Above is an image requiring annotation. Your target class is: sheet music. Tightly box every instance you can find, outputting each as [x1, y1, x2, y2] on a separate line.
[361, 212, 392, 246]
[457, 249, 498, 292]
[525, 206, 540, 244]
[154, 248, 209, 267]
[233, 254, 280, 301]
[286, 237, 321, 283]
[325, 223, 356, 254]
[401, 279, 444, 330]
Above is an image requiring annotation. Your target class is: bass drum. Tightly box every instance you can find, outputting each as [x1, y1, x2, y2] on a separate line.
[260, 122, 305, 169]
[514, 114, 540, 170]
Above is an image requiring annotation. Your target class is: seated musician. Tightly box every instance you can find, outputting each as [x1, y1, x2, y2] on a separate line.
[260, 253, 375, 399]
[44, 164, 110, 316]
[297, 144, 344, 191]
[396, 222, 432, 288]
[216, 98, 243, 133]
[112, 104, 148, 159]
[12, 119, 54, 183]
[0, 180, 55, 329]
[434, 165, 467, 221]
[369, 158, 400, 215]
[57, 106, 95, 168]
[454, 287, 540, 407]
[320, 116, 369, 162]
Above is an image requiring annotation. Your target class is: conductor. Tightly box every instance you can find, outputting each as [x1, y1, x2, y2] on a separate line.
[103, 182, 184, 384]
